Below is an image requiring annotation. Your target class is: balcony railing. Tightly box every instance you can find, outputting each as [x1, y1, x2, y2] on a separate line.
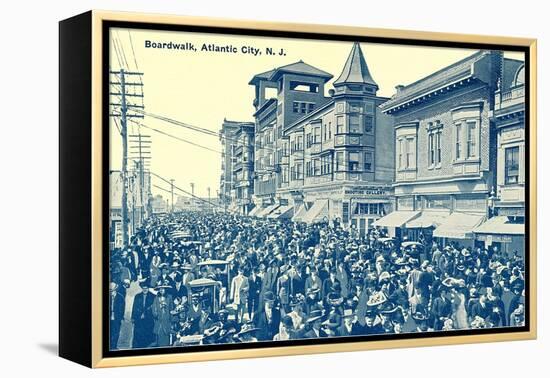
[495, 85, 525, 111]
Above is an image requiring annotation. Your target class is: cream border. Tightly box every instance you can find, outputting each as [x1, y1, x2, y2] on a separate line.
[90, 10, 537, 368]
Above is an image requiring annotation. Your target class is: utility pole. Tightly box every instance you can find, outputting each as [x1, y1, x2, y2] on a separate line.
[170, 179, 175, 213]
[120, 69, 129, 247]
[109, 68, 144, 247]
[129, 133, 151, 224]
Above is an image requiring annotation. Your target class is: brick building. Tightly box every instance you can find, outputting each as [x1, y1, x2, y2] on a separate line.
[474, 58, 525, 255]
[249, 42, 394, 233]
[219, 119, 254, 213]
[376, 50, 502, 247]
[249, 61, 333, 217]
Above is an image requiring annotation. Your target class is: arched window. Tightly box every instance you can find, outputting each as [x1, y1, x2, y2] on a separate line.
[514, 65, 525, 86]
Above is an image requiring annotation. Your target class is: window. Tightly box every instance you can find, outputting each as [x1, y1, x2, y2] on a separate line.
[349, 115, 360, 133]
[300, 102, 307, 114]
[354, 203, 381, 215]
[323, 124, 327, 142]
[336, 151, 344, 171]
[306, 132, 312, 148]
[467, 121, 477, 158]
[505, 146, 520, 184]
[428, 128, 442, 167]
[292, 163, 303, 180]
[297, 163, 303, 179]
[308, 103, 315, 113]
[321, 155, 332, 175]
[436, 130, 441, 165]
[428, 132, 434, 166]
[364, 115, 374, 133]
[292, 101, 299, 113]
[336, 116, 344, 134]
[296, 135, 303, 151]
[349, 152, 360, 171]
[313, 159, 320, 176]
[364, 151, 373, 172]
[342, 202, 349, 223]
[398, 139, 404, 169]
[406, 139, 414, 168]
[306, 161, 312, 177]
[349, 102, 363, 112]
[328, 122, 332, 139]
[281, 166, 289, 183]
[313, 127, 321, 144]
[455, 123, 462, 160]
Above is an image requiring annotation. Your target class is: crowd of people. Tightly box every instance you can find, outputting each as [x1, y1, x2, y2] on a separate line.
[109, 211, 526, 350]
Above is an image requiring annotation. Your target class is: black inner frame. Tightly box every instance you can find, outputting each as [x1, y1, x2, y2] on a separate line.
[101, 19, 531, 359]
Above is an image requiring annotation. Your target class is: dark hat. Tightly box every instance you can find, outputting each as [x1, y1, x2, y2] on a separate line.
[412, 311, 428, 321]
[236, 322, 260, 337]
[364, 309, 378, 318]
[307, 309, 324, 323]
[281, 315, 294, 328]
[326, 292, 344, 306]
[378, 301, 398, 315]
[322, 313, 340, 328]
[264, 291, 276, 302]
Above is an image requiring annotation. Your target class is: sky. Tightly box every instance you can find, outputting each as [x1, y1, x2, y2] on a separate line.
[109, 27, 524, 199]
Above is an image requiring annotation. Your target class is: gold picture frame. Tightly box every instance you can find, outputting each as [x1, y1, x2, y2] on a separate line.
[59, 10, 537, 368]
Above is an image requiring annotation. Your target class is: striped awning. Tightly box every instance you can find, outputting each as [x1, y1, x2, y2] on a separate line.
[406, 210, 450, 228]
[256, 203, 279, 218]
[292, 204, 308, 223]
[433, 212, 485, 239]
[301, 200, 329, 224]
[473, 216, 524, 235]
[267, 205, 294, 219]
[372, 211, 420, 228]
[248, 206, 262, 217]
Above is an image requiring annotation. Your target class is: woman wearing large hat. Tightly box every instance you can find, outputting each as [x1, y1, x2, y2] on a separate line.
[235, 321, 260, 343]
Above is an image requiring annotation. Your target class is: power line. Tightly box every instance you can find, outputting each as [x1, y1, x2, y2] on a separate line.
[150, 171, 223, 210]
[133, 109, 269, 153]
[128, 119, 222, 154]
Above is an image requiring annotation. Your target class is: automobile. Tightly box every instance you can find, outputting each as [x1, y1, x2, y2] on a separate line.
[401, 241, 426, 260]
[375, 237, 396, 250]
[197, 259, 231, 291]
[188, 278, 223, 313]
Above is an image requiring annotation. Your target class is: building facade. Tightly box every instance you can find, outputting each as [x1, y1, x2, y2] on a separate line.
[376, 50, 502, 247]
[232, 122, 255, 215]
[219, 119, 255, 213]
[110, 169, 152, 249]
[249, 43, 394, 232]
[474, 59, 525, 255]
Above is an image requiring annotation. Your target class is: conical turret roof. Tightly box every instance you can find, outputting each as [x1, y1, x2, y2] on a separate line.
[334, 42, 378, 88]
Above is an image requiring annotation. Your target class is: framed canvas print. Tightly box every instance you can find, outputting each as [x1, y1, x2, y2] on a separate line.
[59, 10, 537, 368]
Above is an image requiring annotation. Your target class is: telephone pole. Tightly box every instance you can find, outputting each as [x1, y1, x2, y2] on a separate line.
[110, 68, 144, 247]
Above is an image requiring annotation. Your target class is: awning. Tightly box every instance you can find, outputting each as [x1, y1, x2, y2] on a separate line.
[248, 205, 262, 217]
[433, 212, 485, 239]
[267, 205, 294, 219]
[372, 211, 420, 228]
[406, 210, 450, 228]
[256, 203, 279, 218]
[301, 200, 329, 224]
[473, 216, 524, 235]
[292, 204, 308, 223]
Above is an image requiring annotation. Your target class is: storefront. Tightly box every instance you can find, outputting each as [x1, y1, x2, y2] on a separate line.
[473, 215, 525, 257]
